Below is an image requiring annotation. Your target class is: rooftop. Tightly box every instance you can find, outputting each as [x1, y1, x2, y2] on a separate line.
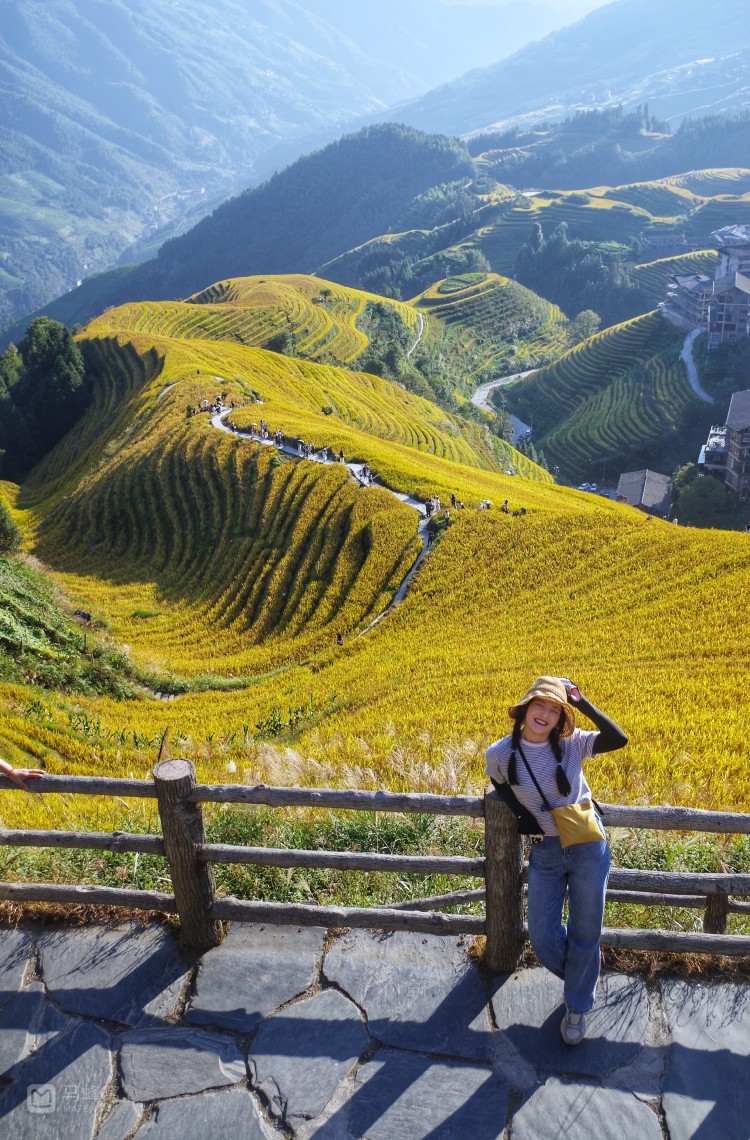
[726, 389, 750, 432]
[616, 468, 672, 513]
[712, 223, 750, 249]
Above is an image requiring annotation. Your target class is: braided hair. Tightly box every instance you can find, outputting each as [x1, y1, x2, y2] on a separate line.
[508, 707, 571, 796]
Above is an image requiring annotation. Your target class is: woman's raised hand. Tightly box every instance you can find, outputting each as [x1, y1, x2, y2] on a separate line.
[558, 677, 582, 702]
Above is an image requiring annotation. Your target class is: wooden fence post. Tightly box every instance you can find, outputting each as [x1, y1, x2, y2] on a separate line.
[703, 890, 729, 934]
[154, 759, 222, 950]
[483, 789, 524, 972]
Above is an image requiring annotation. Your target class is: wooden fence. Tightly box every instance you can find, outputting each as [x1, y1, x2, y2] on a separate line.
[2, 758, 750, 970]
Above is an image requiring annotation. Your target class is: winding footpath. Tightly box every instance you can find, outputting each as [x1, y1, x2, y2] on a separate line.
[210, 407, 433, 636]
[0, 918, 743, 1139]
[405, 311, 425, 358]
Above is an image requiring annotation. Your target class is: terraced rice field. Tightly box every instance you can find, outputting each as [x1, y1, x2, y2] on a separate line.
[100, 275, 418, 367]
[632, 250, 719, 305]
[3, 274, 750, 841]
[505, 311, 689, 481]
[414, 273, 569, 376]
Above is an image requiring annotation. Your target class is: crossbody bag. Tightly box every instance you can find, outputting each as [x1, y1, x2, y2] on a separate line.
[515, 742, 605, 848]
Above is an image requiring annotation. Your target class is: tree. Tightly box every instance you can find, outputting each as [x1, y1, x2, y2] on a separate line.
[569, 310, 601, 344]
[0, 319, 88, 479]
[672, 462, 700, 499]
[676, 475, 733, 528]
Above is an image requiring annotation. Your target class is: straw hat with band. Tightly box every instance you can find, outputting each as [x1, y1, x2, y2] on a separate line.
[508, 676, 576, 738]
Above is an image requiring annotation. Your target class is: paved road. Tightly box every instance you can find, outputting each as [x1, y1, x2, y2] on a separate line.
[1, 918, 747, 1138]
[680, 327, 714, 404]
[470, 370, 534, 444]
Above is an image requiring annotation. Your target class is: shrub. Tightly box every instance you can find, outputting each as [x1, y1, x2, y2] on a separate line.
[0, 501, 20, 554]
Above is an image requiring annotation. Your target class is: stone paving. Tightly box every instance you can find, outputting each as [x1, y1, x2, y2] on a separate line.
[0, 918, 749, 1138]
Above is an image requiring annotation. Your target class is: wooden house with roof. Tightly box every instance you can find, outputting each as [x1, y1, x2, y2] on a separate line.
[616, 469, 672, 517]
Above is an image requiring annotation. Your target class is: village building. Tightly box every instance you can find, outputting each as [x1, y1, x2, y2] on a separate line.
[616, 469, 672, 516]
[663, 224, 750, 346]
[698, 424, 729, 478]
[664, 272, 713, 328]
[698, 389, 750, 499]
[724, 389, 750, 499]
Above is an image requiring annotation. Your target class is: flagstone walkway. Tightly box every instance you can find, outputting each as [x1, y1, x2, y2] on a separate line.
[1, 919, 747, 1138]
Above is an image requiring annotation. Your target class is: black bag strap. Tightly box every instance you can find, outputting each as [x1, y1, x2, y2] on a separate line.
[515, 742, 553, 813]
[490, 778, 544, 835]
[517, 742, 604, 821]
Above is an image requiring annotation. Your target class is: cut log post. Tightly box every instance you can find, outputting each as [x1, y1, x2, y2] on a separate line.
[483, 789, 524, 973]
[154, 759, 221, 950]
[703, 890, 730, 934]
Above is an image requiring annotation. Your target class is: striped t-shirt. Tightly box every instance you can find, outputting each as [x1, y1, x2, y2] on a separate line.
[485, 728, 599, 836]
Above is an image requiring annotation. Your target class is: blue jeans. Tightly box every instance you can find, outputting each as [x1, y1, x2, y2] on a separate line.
[527, 834, 610, 1014]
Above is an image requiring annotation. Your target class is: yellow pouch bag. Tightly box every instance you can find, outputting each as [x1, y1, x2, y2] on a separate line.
[551, 800, 604, 848]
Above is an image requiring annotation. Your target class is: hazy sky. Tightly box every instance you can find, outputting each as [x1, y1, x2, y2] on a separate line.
[441, 0, 608, 11]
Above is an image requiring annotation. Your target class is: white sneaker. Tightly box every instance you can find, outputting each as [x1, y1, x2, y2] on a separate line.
[560, 1008, 587, 1046]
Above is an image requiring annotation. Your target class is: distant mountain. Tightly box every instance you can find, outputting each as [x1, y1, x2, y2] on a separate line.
[471, 106, 750, 190]
[0, 124, 473, 342]
[388, 0, 750, 137]
[0, 0, 594, 333]
[8, 111, 750, 352]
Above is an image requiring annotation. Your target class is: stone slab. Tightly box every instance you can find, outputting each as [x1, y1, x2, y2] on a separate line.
[349, 1049, 510, 1140]
[38, 922, 188, 1027]
[187, 922, 326, 1032]
[0, 982, 73, 1076]
[324, 930, 493, 1060]
[133, 1089, 273, 1139]
[512, 1075, 663, 1140]
[0, 927, 34, 1007]
[249, 988, 368, 1130]
[0, 1020, 112, 1139]
[119, 1026, 246, 1102]
[96, 1099, 143, 1140]
[661, 978, 750, 1140]
[491, 968, 648, 1077]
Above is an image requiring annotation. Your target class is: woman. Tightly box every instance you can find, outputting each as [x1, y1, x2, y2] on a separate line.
[485, 676, 627, 1045]
[0, 756, 46, 789]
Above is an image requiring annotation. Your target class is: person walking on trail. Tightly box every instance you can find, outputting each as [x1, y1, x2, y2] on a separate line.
[485, 676, 627, 1046]
[0, 755, 46, 789]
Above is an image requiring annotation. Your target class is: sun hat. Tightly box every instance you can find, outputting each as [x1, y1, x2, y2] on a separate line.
[508, 676, 575, 737]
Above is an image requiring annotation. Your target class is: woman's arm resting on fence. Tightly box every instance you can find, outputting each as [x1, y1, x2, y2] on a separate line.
[559, 679, 628, 754]
[0, 757, 46, 790]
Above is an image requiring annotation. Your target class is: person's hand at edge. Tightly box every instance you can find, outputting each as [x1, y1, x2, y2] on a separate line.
[1, 763, 46, 790]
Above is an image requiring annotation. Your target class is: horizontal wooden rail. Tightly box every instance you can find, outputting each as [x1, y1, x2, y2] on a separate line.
[4, 775, 749, 833]
[209, 896, 485, 935]
[190, 784, 485, 817]
[606, 891, 749, 915]
[198, 842, 483, 877]
[599, 803, 750, 834]
[608, 868, 750, 895]
[389, 888, 486, 912]
[600, 927, 750, 956]
[0, 881, 176, 911]
[0, 828, 164, 855]
[0, 774, 156, 797]
[607, 890, 707, 908]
